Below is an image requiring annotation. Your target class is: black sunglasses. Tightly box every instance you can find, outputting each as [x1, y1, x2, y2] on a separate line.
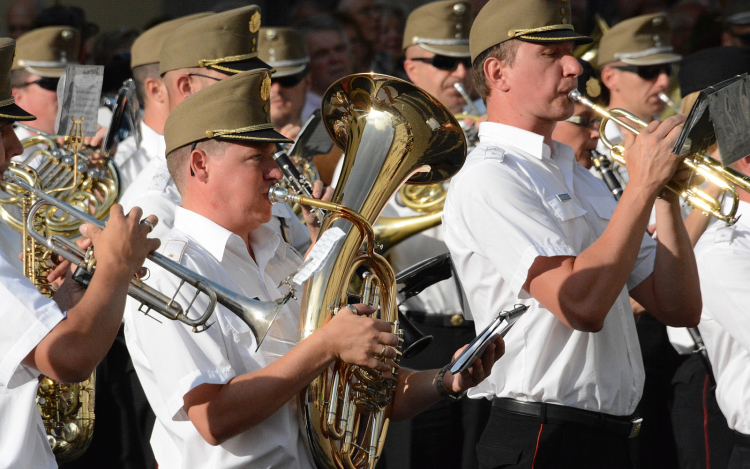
[612, 64, 672, 80]
[410, 55, 472, 71]
[271, 73, 306, 88]
[19, 77, 59, 91]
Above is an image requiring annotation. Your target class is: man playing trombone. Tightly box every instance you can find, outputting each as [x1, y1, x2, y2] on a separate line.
[442, 0, 702, 467]
[122, 68, 504, 469]
[0, 37, 161, 469]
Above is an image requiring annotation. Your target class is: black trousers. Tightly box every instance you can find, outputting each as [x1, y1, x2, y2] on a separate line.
[59, 330, 156, 469]
[729, 445, 750, 469]
[476, 407, 632, 469]
[670, 354, 733, 469]
[629, 313, 684, 469]
[382, 319, 489, 469]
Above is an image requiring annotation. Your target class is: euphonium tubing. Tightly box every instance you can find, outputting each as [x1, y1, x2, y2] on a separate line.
[291, 73, 466, 469]
[568, 89, 750, 226]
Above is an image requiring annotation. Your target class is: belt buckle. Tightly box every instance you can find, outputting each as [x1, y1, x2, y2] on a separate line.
[450, 314, 464, 326]
[628, 417, 643, 438]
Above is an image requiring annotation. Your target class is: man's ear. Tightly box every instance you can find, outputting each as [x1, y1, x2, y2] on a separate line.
[189, 147, 210, 182]
[600, 65, 618, 93]
[483, 57, 510, 94]
[145, 77, 168, 105]
[175, 73, 194, 99]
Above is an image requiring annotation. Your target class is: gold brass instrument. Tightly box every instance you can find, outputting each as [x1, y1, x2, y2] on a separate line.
[373, 183, 446, 254]
[569, 89, 750, 225]
[283, 73, 466, 469]
[2, 123, 120, 236]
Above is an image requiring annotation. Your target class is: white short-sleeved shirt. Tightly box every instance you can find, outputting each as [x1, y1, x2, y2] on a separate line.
[123, 207, 313, 469]
[381, 188, 463, 315]
[443, 122, 656, 416]
[695, 200, 750, 434]
[118, 156, 310, 252]
[0, 249, 65, 469]
[113, 121, 166, 193]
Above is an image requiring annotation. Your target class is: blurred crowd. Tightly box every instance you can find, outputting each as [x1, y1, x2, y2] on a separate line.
[4, 0, 744, 105]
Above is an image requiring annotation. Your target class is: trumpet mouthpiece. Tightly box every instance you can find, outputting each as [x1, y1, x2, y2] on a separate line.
[568, 89, 582, 103]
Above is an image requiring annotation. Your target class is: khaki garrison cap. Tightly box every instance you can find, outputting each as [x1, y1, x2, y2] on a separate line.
[258, 28, 309, 77]
[131, 13, 213, 69]
[164, 69, 292, 155]
[160, 5, 271, 76]
[470, 0, 591, 62]
[402, 0, 472, 57]
[12, 26, 80, 78]
[0, 38, 35, 121]
[599, 14, 682, 66]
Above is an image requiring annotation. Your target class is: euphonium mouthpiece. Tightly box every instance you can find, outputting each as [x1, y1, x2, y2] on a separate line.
[268, 184, 294, 204]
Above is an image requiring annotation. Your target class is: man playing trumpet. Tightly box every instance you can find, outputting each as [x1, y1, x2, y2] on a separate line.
[122, 68, 504, 469]
[442, 0, 701, 467]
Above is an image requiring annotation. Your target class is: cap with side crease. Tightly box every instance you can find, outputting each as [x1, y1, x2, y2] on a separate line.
[599, 14, 682, 67]
[12, 26, 80, 78]
[470, 0, 592, 62]
[402, 0, 472, 58]
[0, 38, 35, 121]
[164, 69, 292, 156]
[159, 5, 271, 76]
[131, 13, 212, 69]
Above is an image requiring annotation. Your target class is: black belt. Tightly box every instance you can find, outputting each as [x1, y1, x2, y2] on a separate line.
[404, 311, 474, 328]
[735, 431, 750, 447]
[492, 398, 643, 439]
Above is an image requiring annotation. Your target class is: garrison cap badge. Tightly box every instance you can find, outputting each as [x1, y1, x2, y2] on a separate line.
[0, 38, 35, 121]
[575, 58, 602, 101]
[165, 69, 292, 156]
[599, 13, 682, 66]
[403, 0, 472, 57]
[160, 5, 271, 77]
[470, 0, 591, 62]
[131, 12, 212, 69]
[12, 26, 81, 78]
[249, 11, 261, 33]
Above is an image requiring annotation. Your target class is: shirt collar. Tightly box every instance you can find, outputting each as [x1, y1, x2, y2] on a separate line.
[173, 206, 284, 263]
[478, 122, 549, 160]
[734, 199, 750, 229]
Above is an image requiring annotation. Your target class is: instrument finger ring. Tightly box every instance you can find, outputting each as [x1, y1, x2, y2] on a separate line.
[344, 304, 358, 315]
[377, 344, 386, 359]
[141, 219, 155, 233]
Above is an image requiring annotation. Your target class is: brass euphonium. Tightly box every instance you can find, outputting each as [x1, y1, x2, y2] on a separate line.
[280, 73, 466, 469]
[569, 89, 750, 225]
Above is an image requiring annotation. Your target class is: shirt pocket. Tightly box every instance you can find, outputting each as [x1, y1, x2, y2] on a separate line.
[545, 195, 587, 222]
[588, 196, 617, 220]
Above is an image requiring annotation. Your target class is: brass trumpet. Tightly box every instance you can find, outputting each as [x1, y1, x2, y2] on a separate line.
[8, 174, 291, 346]
[568, 89, 750, 225]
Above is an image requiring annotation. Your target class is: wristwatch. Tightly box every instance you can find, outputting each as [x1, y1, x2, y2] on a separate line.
[435, 366, 467, 401]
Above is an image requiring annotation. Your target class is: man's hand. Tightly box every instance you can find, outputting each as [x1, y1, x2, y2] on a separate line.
[441, 336, 505, 394]
[302, 180, 333, 240]
[319, 304, 400, 373]
[79, 205, 160, 279]
[621, 114, 686, 198]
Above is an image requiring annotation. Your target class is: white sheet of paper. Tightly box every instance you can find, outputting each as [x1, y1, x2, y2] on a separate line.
[292, 227, 346, 285]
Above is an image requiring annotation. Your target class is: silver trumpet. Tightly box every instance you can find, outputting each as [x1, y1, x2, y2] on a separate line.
[8, 174, 291, 349]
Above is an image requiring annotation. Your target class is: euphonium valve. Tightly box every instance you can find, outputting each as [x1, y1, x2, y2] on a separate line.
[568, 89, 750, 226]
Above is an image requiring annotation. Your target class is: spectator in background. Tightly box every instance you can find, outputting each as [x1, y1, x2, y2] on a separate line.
[372, 5, 406, 78]
[297, 14, 354, 120]
[669, 2, 721, 56]
[93, 29, 139, 99]
[332, 11, 372, 72]
[337, 0, 380, 48]
[5, 0, 44, 39]
[722, 0, 750, 47]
